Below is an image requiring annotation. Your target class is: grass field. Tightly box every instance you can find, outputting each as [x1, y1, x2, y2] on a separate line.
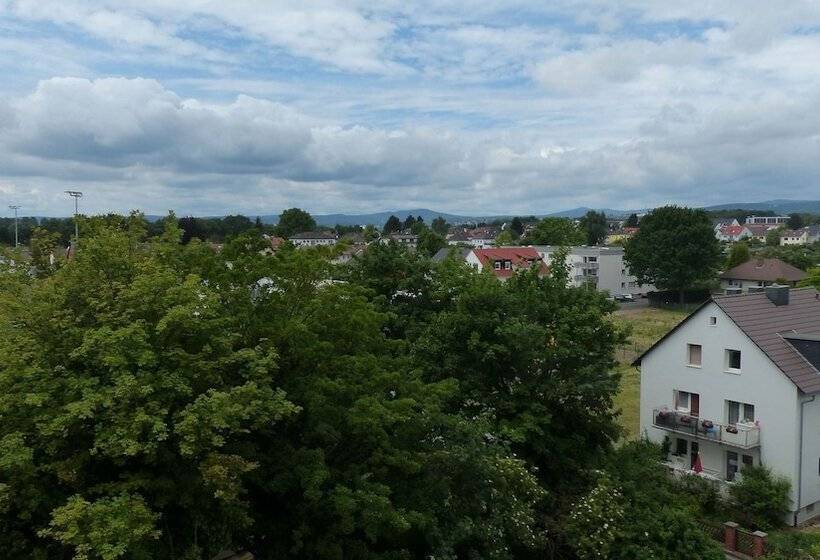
[611, 306, 688, 440]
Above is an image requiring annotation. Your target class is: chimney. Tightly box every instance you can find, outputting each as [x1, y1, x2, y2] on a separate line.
[765, 285, 790, 306]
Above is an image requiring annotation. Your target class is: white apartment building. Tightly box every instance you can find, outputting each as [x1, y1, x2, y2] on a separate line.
[289, 231, 338, 247]
[534, 246, 652, 296]
[637, 287, 820, 525]
[745, 216, 789, 225]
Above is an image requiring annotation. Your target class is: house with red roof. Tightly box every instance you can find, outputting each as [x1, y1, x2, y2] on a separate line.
[716, 225, 753, 242]
[465, 247, 548, 280]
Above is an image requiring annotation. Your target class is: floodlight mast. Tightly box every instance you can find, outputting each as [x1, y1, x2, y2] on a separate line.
[65, 190, 83, 247]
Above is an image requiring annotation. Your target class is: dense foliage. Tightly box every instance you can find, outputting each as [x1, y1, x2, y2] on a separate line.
[625, 206, 722, 303]
[729, 466, 791, 531]
[523, 217, 585, 246]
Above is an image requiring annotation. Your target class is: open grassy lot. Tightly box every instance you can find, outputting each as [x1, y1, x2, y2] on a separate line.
[611, 306, 688, 440]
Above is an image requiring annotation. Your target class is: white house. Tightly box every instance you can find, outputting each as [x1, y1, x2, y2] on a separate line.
[781, 226, 820, 246]
[289, 231, 338, 247]
[636, 287, 820, 525]
[534, 246, 653, 297]
[716, 225, 753, 243]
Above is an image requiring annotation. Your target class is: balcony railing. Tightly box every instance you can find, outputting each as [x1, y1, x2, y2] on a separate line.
[652, 407, 760, 449]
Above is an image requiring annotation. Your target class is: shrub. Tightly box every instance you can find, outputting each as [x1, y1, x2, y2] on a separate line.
[763, 531, 820, 560]
[729, 465, 791, 530]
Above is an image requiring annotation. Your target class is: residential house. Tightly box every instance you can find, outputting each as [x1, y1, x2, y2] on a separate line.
[745, 215, 789, 225]
[431, 246, 472, 263]
[636, 287, 820, 525]
[605, 227, 639, 245]
[465, 247, 548, 280]
[331, 243, 366, 264]
[446, 226, 499, 248]
[289, 231, 338, 247]
[716, 225, 753, 243]
[720, 258, 807, 292]
[712, 218, 740, 234]
[781, 226, 820, 246]
[381, 233, 419, 249]
[745, 224, 775, 243]
[535, 245, 653, 296]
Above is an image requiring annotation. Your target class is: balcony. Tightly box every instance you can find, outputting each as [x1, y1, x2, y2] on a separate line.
[652, 407, 760, 449]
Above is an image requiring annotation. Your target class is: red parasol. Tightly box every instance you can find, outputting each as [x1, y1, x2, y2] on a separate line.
[692, 453, 703, 474]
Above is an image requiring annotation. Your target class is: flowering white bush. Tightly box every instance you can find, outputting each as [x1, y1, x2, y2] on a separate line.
[565, 474, 626, 560]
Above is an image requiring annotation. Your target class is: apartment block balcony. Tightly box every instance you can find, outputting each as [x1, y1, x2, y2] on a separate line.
[652, 407, 760, 450]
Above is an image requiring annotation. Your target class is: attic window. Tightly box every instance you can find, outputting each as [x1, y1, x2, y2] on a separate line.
[709, 316, 717, 326]
[504, 261, 512, 270]
[493, 261, 501, 270]
[726, 349, 742, 372]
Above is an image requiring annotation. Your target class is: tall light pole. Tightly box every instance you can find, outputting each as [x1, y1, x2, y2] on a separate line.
[65, 190, 83, 247]
[8, 205, 20, 247]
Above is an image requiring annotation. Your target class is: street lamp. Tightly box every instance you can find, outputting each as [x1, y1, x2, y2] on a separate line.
[8, 205, 20, 247]
[65, 190, 83, 247]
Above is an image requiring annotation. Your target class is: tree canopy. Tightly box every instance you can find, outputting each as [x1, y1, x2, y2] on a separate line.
[625, 206, 721, 302]
[275, 208, 317, 237]
[579, 210, 607, 246]
[523, 217, 585, 246]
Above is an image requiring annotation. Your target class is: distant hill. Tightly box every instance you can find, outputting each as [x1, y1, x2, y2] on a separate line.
[259, 209, 485, 226]
[700, 199, 820, 215]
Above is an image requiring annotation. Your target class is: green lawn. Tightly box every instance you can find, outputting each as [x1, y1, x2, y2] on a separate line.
[611, 307, 688, 440]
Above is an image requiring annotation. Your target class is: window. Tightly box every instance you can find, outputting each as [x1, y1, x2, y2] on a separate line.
[725, 349, 742, 372]
[504, 260, 512, 270]
[687, 344, 702, 367]
[675, 390, 699, 415]
[675, 438, 687, 456]
[727, 400, 755, 424]
[709, 316, 717, 326]
[493, 261, 501, 270]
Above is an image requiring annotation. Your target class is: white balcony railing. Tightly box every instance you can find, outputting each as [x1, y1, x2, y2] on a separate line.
[652, 407, 760, 449]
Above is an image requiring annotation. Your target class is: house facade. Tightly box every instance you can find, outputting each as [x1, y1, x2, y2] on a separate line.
[745, 216, 789, 225]
[720, 258, 807, 292]
[447, 227, 499, 248]
[465, 247, 547, 280]
[781, 226, 820, 246]
[716, 225, 753, 243]
[637, 287, 820, 525]
[534, 246, 653, 296]
[289, 231, 338, 247]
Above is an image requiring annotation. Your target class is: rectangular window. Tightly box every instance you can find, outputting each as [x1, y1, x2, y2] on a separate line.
[504, 261, 512, 270]
[493, 261, 501, 270]
[727, 400, 754, 424]
[675, 438, 687, 456]
[687, 344, 702, 367]
[709, 316, 717, 326]
[727, 451, 739, 481]
[675, 391, 699, 415]
[726, 349, 742, 371]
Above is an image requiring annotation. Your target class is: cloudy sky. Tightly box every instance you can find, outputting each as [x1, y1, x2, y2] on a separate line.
[1, 1, 819, 217]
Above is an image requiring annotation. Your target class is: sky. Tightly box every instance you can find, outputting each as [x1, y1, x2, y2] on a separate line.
[1, 1, 819, 217]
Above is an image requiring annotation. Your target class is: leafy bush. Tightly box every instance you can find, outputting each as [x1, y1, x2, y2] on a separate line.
[729, 465, 791, 530]
[763, 531, 820, 560]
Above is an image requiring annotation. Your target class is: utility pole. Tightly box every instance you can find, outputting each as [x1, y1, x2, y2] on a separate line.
[65, 190, 83, 248]
[8, 205, 20, 247]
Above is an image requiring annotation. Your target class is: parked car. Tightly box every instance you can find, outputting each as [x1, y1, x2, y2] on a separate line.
[614, 293, 635, 302]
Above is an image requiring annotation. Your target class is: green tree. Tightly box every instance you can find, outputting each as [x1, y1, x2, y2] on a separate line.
[729, 465, 791, 531]
[766, 226, 783, 247]
[726, 242, 751, 269]
[431, 216, 448, 235]
[29, 227, 62, 277]
[787, 213, 805, 230]
[417, 229, 446, 257]
[799, 267, 820, 289]
[524, 217, 585, 246]
[579, 210, 608, 245]
[625, 206, 722, 304]
[276, 208, 316, 237]
[510, 217, 525, 236]
[493, 229, 517, 246]
[624, 213, 639, 228]
[383, 215, 401, 234]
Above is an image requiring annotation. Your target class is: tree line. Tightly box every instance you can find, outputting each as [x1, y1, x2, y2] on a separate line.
[0, 213, 738, 560]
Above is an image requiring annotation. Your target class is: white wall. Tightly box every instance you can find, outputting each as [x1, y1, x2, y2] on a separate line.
[798, 396, 820, 522]
[639, 302, 801, 513]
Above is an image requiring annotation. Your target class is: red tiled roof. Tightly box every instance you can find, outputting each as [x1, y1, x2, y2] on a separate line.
[720, 225, 746, 236]
[472, 247, 548, 278]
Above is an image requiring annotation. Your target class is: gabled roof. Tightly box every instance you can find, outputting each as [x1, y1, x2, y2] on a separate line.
[634, 288, 820, 393]
[471, 247, 548, 278]
[720, 258, 807, 282]
[290, 231, 337, 240]
[432, 246, 471, 263]
[719, 225, 747, 236]
[745, 224, 773, 235]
